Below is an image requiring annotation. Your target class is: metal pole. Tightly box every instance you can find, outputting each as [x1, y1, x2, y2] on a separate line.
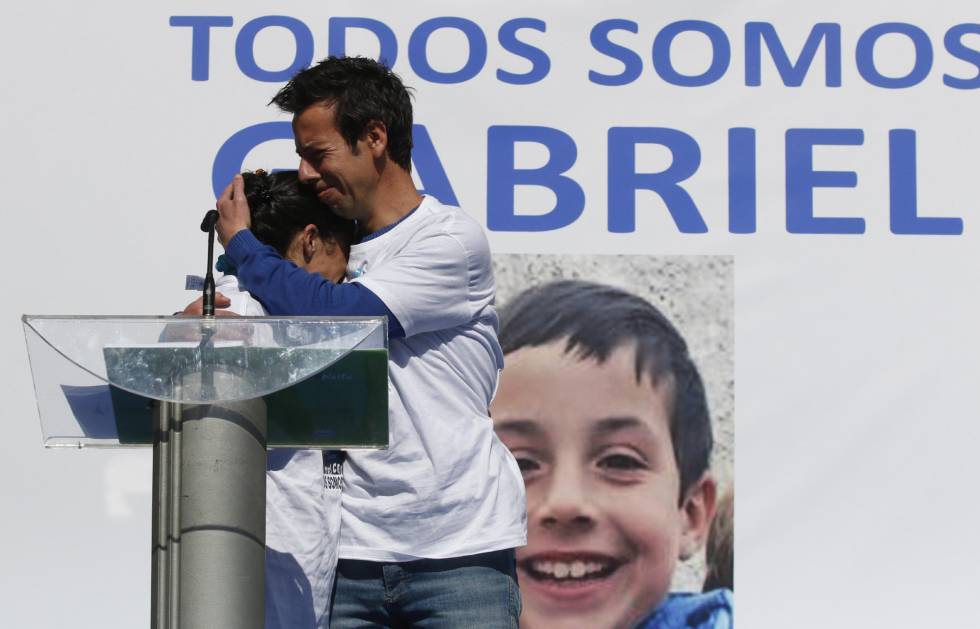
[150, 400, 172, 629]
[168, 402, 183, 628]
[178, 377, 267, 629]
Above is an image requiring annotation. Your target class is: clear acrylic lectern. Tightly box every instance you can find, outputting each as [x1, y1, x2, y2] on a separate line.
[22, 315, 389, 629]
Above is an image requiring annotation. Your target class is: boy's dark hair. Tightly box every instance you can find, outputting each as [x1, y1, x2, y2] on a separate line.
[270, 56, 414, 171]
[241, 169, 355, 256]
[498, 280, 713, 502]
[703, 488, 733, 592]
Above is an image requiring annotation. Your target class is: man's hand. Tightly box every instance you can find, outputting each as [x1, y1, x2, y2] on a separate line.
[216, 174, 251, 246]
[163, 293, 249, 342]
[179, 293, 237, 316]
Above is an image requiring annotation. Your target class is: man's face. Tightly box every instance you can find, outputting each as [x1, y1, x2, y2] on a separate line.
[491, 341, 695, 629]
[293, 102, 378, 222]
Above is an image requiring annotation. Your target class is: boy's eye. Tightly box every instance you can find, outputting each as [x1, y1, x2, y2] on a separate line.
[597, 453, 645, 471]
[515, 457, 540, 474]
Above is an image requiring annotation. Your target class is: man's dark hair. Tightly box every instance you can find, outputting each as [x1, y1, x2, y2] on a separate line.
[498, 280, 713, 502]
[242, 169, 355, 255]
[271, 56, 414, 171]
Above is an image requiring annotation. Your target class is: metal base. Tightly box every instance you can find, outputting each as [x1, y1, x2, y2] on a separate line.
[151, 386, 267, 629]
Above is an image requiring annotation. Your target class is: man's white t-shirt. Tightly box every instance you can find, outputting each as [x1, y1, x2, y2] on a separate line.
[340, 195, 527, 561]
[216, 274, 341, 629]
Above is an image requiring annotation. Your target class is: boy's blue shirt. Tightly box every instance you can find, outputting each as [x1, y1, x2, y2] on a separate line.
[224, 228, 405, 337]
[636, 589, 733, 629]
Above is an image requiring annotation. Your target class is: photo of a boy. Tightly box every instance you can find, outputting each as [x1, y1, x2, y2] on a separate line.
[491, 276, 733, 629]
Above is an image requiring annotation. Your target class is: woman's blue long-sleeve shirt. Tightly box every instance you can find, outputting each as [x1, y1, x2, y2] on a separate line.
[223, 229, 404, 337]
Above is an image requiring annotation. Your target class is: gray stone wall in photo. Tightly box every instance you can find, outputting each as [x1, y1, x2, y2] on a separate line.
[492, 254, 734, 593]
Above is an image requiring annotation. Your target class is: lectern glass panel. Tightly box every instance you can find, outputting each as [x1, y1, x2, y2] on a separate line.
[23, 315, 388, 449]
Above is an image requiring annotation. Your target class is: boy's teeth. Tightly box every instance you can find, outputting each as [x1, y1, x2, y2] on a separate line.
[532, 559, 609, 579]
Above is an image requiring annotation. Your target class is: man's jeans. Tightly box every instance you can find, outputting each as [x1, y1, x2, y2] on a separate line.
[329, 549, 521, 628]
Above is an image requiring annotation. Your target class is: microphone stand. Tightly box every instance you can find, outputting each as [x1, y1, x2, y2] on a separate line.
[199, 210, 220, 398]
[200, 210, 220, 317]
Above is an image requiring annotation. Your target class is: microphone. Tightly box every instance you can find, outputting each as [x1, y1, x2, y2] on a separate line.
[200, 209, 219, 232]
[200, 210, 220, 317]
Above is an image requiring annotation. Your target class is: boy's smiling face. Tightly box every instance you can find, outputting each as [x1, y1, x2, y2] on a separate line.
[492, 340, 714, 629]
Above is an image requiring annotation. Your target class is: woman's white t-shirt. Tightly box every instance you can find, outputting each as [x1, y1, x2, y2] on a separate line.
[217, 274, 341, 629]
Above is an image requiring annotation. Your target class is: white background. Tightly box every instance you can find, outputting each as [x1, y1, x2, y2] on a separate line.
[2, 1, 978, 626]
